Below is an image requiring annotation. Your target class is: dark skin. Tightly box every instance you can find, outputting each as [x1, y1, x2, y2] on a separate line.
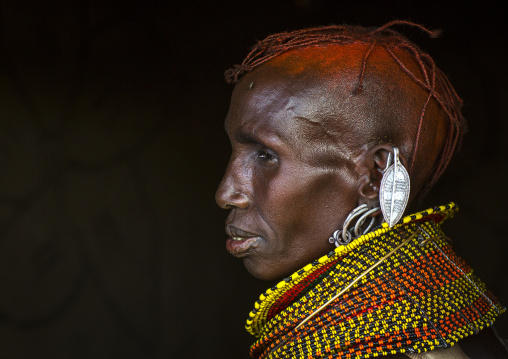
[216, 44, 441, 281]
[216, 70, 359, 280]
[217, 44, 507, 358]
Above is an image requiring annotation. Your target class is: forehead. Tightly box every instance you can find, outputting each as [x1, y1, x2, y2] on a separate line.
[225, 72, 328, 146]
[225, 47, 365, 142]
[224, 63, 360, 166]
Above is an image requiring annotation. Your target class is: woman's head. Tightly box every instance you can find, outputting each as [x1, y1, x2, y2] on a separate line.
[216, 22, 466, 280]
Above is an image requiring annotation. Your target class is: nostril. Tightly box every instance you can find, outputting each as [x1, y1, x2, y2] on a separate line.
[220, 194, 249, 210]
[228, 192, 250, 209]
[216, 182, 250, 210]
[215, 189, 238, 210]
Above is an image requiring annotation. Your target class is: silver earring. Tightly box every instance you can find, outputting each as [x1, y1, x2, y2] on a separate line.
[379, 147, 410, 228]
[329, 204, 380, 247]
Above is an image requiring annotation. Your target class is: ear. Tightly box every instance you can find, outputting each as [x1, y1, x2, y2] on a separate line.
[357, 144, 410, 209]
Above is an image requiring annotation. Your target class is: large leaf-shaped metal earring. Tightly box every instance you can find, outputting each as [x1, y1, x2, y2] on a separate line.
[379, 147, 410, 227]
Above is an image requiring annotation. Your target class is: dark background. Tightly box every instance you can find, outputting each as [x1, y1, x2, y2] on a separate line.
[0, 1, 506, 358]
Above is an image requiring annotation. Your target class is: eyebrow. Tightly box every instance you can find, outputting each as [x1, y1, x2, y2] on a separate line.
[235, 131, 261, 145]
[223, 122, 260, 141]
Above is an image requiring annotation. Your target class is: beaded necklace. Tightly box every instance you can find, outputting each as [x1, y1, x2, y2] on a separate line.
[246, 203, 505, 359]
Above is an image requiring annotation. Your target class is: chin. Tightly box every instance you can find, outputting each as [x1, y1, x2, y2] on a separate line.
[243, 257, 292, 282]
[244, 259, 272, 281]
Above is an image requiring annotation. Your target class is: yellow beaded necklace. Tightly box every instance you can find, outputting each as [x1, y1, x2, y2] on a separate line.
[246, 203, 505, 359]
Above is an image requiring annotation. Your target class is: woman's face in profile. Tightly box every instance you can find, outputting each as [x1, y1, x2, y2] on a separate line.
[215, 69, 360, 281]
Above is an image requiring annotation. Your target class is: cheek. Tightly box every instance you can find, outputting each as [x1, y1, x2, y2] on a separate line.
[254, 167, 346, 236]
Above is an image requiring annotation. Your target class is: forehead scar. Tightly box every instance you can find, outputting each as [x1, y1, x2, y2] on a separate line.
[293, 115, 336, 143]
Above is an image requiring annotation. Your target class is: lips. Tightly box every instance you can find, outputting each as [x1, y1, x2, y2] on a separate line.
[225, 225, 262, 257]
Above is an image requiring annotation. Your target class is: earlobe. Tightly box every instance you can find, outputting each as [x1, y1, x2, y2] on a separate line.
[358, 144, 395, 205]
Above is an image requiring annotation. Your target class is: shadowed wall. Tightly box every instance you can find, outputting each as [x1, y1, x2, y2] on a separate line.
[0, 1, 506, 358]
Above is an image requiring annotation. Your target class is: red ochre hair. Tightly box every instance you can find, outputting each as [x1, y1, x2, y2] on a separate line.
[225, 20, 466, 191]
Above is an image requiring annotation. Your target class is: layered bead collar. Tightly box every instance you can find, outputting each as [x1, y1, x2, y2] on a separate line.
[246, 203, 505, 359]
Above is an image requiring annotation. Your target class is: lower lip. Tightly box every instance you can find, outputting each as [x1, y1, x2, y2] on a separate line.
[226, 236, 261, 257]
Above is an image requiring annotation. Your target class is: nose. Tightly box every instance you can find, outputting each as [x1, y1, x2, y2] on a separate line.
[215, 157, 250, 210]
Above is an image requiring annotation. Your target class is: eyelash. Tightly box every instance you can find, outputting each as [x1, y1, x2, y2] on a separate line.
[256, 150, 278, 164]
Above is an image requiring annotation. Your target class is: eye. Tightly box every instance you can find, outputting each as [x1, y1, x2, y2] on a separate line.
[256, 150, 278, 164]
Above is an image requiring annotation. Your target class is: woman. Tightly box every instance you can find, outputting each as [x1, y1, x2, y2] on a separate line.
[215, 21, 507, 359]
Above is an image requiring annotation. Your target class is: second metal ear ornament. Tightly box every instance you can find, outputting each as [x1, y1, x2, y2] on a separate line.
[379, 147, 410, 228]
[328, 204, 380, 246]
